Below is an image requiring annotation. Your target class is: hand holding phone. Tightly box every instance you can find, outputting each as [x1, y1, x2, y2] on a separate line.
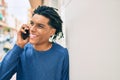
[21, 29, 30, 40]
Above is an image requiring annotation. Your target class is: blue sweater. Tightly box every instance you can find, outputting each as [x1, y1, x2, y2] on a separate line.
[0, 43, 69, 80]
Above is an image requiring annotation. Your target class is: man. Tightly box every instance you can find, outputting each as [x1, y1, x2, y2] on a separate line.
[0, 6, 69, 80]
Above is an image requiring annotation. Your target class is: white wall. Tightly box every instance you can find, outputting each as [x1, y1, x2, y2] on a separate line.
[64, 0, 120, 80]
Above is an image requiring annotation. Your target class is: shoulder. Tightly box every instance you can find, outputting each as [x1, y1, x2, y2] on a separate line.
[52, 42, 69, 56]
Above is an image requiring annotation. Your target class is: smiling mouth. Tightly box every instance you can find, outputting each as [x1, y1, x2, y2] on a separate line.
[30, 34, 37, 38]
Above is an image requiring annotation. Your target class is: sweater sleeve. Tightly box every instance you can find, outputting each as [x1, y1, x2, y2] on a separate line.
[0, 44, 24, 80]
[62, 48, 69, 80]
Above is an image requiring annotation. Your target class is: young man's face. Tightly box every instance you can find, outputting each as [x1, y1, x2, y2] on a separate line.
[29, 14, 56, 45]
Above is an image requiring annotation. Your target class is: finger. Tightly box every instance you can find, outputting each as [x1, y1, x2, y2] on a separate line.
[21, 24, 30, 30]
[21, 28, 26, 34]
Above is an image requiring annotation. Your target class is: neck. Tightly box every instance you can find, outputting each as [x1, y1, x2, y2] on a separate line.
[33, 42, 52, 51]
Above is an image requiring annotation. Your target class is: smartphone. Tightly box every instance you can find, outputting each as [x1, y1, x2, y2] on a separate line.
[21, 29, 30, 40]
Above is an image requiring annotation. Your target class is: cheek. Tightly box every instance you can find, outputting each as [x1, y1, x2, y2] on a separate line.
[37, 32, 50, 40]
[38, 30, 51, 37]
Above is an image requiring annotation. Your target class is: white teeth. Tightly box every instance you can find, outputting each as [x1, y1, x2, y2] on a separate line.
[30, 34, 37, 38]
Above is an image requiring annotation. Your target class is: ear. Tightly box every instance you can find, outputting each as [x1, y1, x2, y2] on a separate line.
[50, 28, 56, 36]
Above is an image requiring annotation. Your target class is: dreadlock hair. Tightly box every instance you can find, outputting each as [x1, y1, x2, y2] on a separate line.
[33, 5, 63, 41]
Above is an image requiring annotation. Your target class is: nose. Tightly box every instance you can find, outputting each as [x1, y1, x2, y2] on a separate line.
[30, 25, 37, 32]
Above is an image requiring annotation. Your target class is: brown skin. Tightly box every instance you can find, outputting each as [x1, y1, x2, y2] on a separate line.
[16, 14, 56, 51]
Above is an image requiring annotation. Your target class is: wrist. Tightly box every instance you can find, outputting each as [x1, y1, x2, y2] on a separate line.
[16, 42, 25, 48]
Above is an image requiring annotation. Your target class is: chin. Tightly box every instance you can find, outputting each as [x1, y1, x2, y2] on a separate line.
[29, 41, 35, 45]
[29, 40, 37, 45]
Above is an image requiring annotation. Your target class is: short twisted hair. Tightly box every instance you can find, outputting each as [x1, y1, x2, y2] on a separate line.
[33, 6, 63, 41]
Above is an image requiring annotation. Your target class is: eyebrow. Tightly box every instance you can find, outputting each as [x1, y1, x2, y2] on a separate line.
[38, 23, 45, 26]
[30, 20, 46, 26]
